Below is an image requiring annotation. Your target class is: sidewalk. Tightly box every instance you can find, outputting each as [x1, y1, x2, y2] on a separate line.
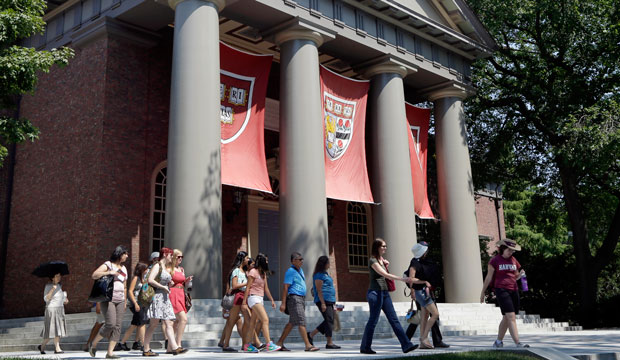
[2, 330, 619, 359]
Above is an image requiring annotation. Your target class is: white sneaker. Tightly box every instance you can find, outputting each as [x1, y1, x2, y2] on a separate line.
[516, 342, 530, 348]
[493, 339, 503, 348]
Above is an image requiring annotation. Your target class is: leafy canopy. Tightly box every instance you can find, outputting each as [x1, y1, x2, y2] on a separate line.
[0, 0, 74, 162]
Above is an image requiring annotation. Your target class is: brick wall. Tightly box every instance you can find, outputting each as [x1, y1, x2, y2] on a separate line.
[475, 194, 505, 254]
[0, 30, 174, 318]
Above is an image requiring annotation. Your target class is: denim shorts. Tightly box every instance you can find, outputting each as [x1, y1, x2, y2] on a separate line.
[414, 289, 434, 308]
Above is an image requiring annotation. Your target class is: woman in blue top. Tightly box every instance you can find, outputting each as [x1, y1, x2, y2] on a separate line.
[307, 256, 340, 349]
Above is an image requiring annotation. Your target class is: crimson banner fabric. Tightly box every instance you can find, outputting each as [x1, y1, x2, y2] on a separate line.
[220, 42, 272, 193]
[321, 66, 374, 203]
[405, 103, 434, 218]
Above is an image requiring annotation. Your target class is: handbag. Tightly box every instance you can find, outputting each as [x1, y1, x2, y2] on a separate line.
[88, 275, 114, 302]
[138, 264, 162, 307]
[405, 298, 421, 324]
[221, 293, 234, 310]
[383, 261, 396, 292]
[184, 291, 192, 312]
[333, 309, 341, 332]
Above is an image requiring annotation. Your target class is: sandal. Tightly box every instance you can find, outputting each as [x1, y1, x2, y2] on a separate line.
[305, 346, 320, 352]
[419, 339, 434, 349]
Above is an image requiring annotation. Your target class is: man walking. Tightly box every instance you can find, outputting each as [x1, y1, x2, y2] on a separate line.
[276, 252, 319, 352]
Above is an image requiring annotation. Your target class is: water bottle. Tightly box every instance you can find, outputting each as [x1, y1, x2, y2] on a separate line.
[186, 280, 193, 292]
[520, 271, 529, 292]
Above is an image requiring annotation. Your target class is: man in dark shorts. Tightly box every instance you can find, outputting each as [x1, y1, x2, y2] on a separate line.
[276, 252, 319, 352]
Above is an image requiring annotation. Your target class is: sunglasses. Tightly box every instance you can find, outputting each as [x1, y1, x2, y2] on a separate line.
[177, 256, 184, 259]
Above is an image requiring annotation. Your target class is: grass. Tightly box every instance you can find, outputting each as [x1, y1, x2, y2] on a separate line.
[395, 350, 539, 359]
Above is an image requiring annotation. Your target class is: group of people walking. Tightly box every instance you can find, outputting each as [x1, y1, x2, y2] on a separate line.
[38, 237, 529, 356]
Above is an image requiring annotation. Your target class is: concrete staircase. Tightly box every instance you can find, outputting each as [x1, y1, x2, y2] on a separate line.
[0, 299, 581, 352]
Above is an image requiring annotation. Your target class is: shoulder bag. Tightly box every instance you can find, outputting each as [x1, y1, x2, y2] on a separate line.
[405, 298, 421, 324]
[383, 261, 396, 292]
[88, 275, 114, 302]
[138, 264, 162, 307]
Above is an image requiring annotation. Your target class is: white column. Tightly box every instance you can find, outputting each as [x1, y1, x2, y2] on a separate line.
[275, 27, 329, 297]
[430, 85, 483, 303]
[364, 60, 417, 302]
[165, 0, 225, 299]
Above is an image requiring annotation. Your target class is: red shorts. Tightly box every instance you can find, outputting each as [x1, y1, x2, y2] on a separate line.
[233, 291, 245, 306]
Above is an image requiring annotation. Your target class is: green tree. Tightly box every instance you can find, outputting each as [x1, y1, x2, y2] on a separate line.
[466, 0, 620, 327]
[0, 0, 73, 162]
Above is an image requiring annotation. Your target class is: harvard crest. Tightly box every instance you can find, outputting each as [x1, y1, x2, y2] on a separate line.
[324, 92, 356, 160]
[220, 70, 255, 144]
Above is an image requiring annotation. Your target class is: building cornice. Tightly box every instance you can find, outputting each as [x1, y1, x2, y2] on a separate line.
[168, 0, 225, 12]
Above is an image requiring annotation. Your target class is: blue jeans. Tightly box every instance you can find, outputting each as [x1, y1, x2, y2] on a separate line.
[360, 290, 414, 352]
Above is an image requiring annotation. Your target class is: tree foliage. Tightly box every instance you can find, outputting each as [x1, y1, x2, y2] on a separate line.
[466, 0, 620, 327]
[0, 0, 73, 162]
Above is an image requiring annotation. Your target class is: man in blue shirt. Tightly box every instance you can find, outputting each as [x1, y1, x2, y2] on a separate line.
[275, 252, 319, 351]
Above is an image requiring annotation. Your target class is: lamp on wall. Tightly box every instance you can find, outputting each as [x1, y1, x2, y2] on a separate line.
[327, 199, 335, 227]
[225, 188, 246, 223]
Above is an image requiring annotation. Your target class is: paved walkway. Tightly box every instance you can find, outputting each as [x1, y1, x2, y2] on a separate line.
[2, 330, 619, 359]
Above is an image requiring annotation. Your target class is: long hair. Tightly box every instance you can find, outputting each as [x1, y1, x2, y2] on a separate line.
[172, 249, 183, 268]
[243, 257, 254, 272]
[227, 251, 248, 280]
[133, 262, 148, 278]
[255, 253, 270, 278]
[371, 238, 385, 259]
[110, 245, 129, 262]
[313, 255, 330, 276]
[159, 247, 174, 273]
[498, 245, 509, 257]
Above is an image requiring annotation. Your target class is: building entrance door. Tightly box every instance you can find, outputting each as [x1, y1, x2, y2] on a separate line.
[258, 208, 280, 301]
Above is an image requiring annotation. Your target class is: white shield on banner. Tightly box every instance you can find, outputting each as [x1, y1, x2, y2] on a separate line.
[220, 70, 255, 144]
[409, 125, 423, 171]
[324, 92, 356, 160]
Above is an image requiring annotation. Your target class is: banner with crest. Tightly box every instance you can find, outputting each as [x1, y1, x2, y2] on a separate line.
[405, 103, 434, 218]
[321, 66, 373, 203]
[220, 42, 272, 193]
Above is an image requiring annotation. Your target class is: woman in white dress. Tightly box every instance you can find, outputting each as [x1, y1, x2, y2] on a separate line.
[142, 247, 188, 356]
[39, 273, 68, 354]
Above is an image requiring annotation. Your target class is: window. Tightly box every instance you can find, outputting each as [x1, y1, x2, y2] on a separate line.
[347, 202, 371, 270]
[151, 163, 166, 252]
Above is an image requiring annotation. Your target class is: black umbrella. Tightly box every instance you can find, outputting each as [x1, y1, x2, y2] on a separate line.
[32, 261, 70, 278]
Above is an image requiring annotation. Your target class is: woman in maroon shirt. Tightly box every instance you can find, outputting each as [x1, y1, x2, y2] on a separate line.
[480, 239, 529, 349]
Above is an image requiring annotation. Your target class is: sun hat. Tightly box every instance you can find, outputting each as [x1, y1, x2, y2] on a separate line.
[497, 239, 521, 251]
[411, 241, 429, 259]
[149, 251, 160, 262]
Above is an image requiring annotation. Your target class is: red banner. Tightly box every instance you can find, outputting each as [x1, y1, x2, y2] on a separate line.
[321, 66, 373, 203]
[406, 103, 434, 218]
[220, 42, 272, 193]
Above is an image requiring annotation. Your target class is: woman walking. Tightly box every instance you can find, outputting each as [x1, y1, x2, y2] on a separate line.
[118, 262, 149, 351]
[307, 256, 340, 349]
[39, 273, 68, 354]
[142, 247, 188, 356]
[241, 253, 280, 353]
[89, 245, 129, 359]
[360, 239, 417, 355]
[220, 251, 250, 352]
[170, 249, 193, 349]
[408, 242, 440, 349]
[480, 239, 530, 348]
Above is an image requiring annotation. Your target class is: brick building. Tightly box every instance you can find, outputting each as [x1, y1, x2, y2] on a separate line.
[0, 0, 501, 318]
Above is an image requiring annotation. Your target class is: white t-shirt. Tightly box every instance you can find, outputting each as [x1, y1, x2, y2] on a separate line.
[105, 261, 127, 303]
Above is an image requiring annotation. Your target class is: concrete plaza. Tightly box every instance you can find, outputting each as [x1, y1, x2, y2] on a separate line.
[2, 330, 619, 360]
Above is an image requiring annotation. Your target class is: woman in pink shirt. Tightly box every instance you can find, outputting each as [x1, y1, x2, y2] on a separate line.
[480, 239, 529, 349]
[241, 253, 280, 353]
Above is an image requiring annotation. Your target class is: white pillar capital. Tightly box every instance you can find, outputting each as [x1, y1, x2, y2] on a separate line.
[356, 55, 417, 79]
[423, 80, 475, 101]
[264, 18, 335, 48]
[168, 0, 225, 12]
[274, 28, 325, 47]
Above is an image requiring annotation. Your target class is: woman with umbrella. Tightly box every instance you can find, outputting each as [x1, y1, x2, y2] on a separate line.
[33, 261, 70, 354]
